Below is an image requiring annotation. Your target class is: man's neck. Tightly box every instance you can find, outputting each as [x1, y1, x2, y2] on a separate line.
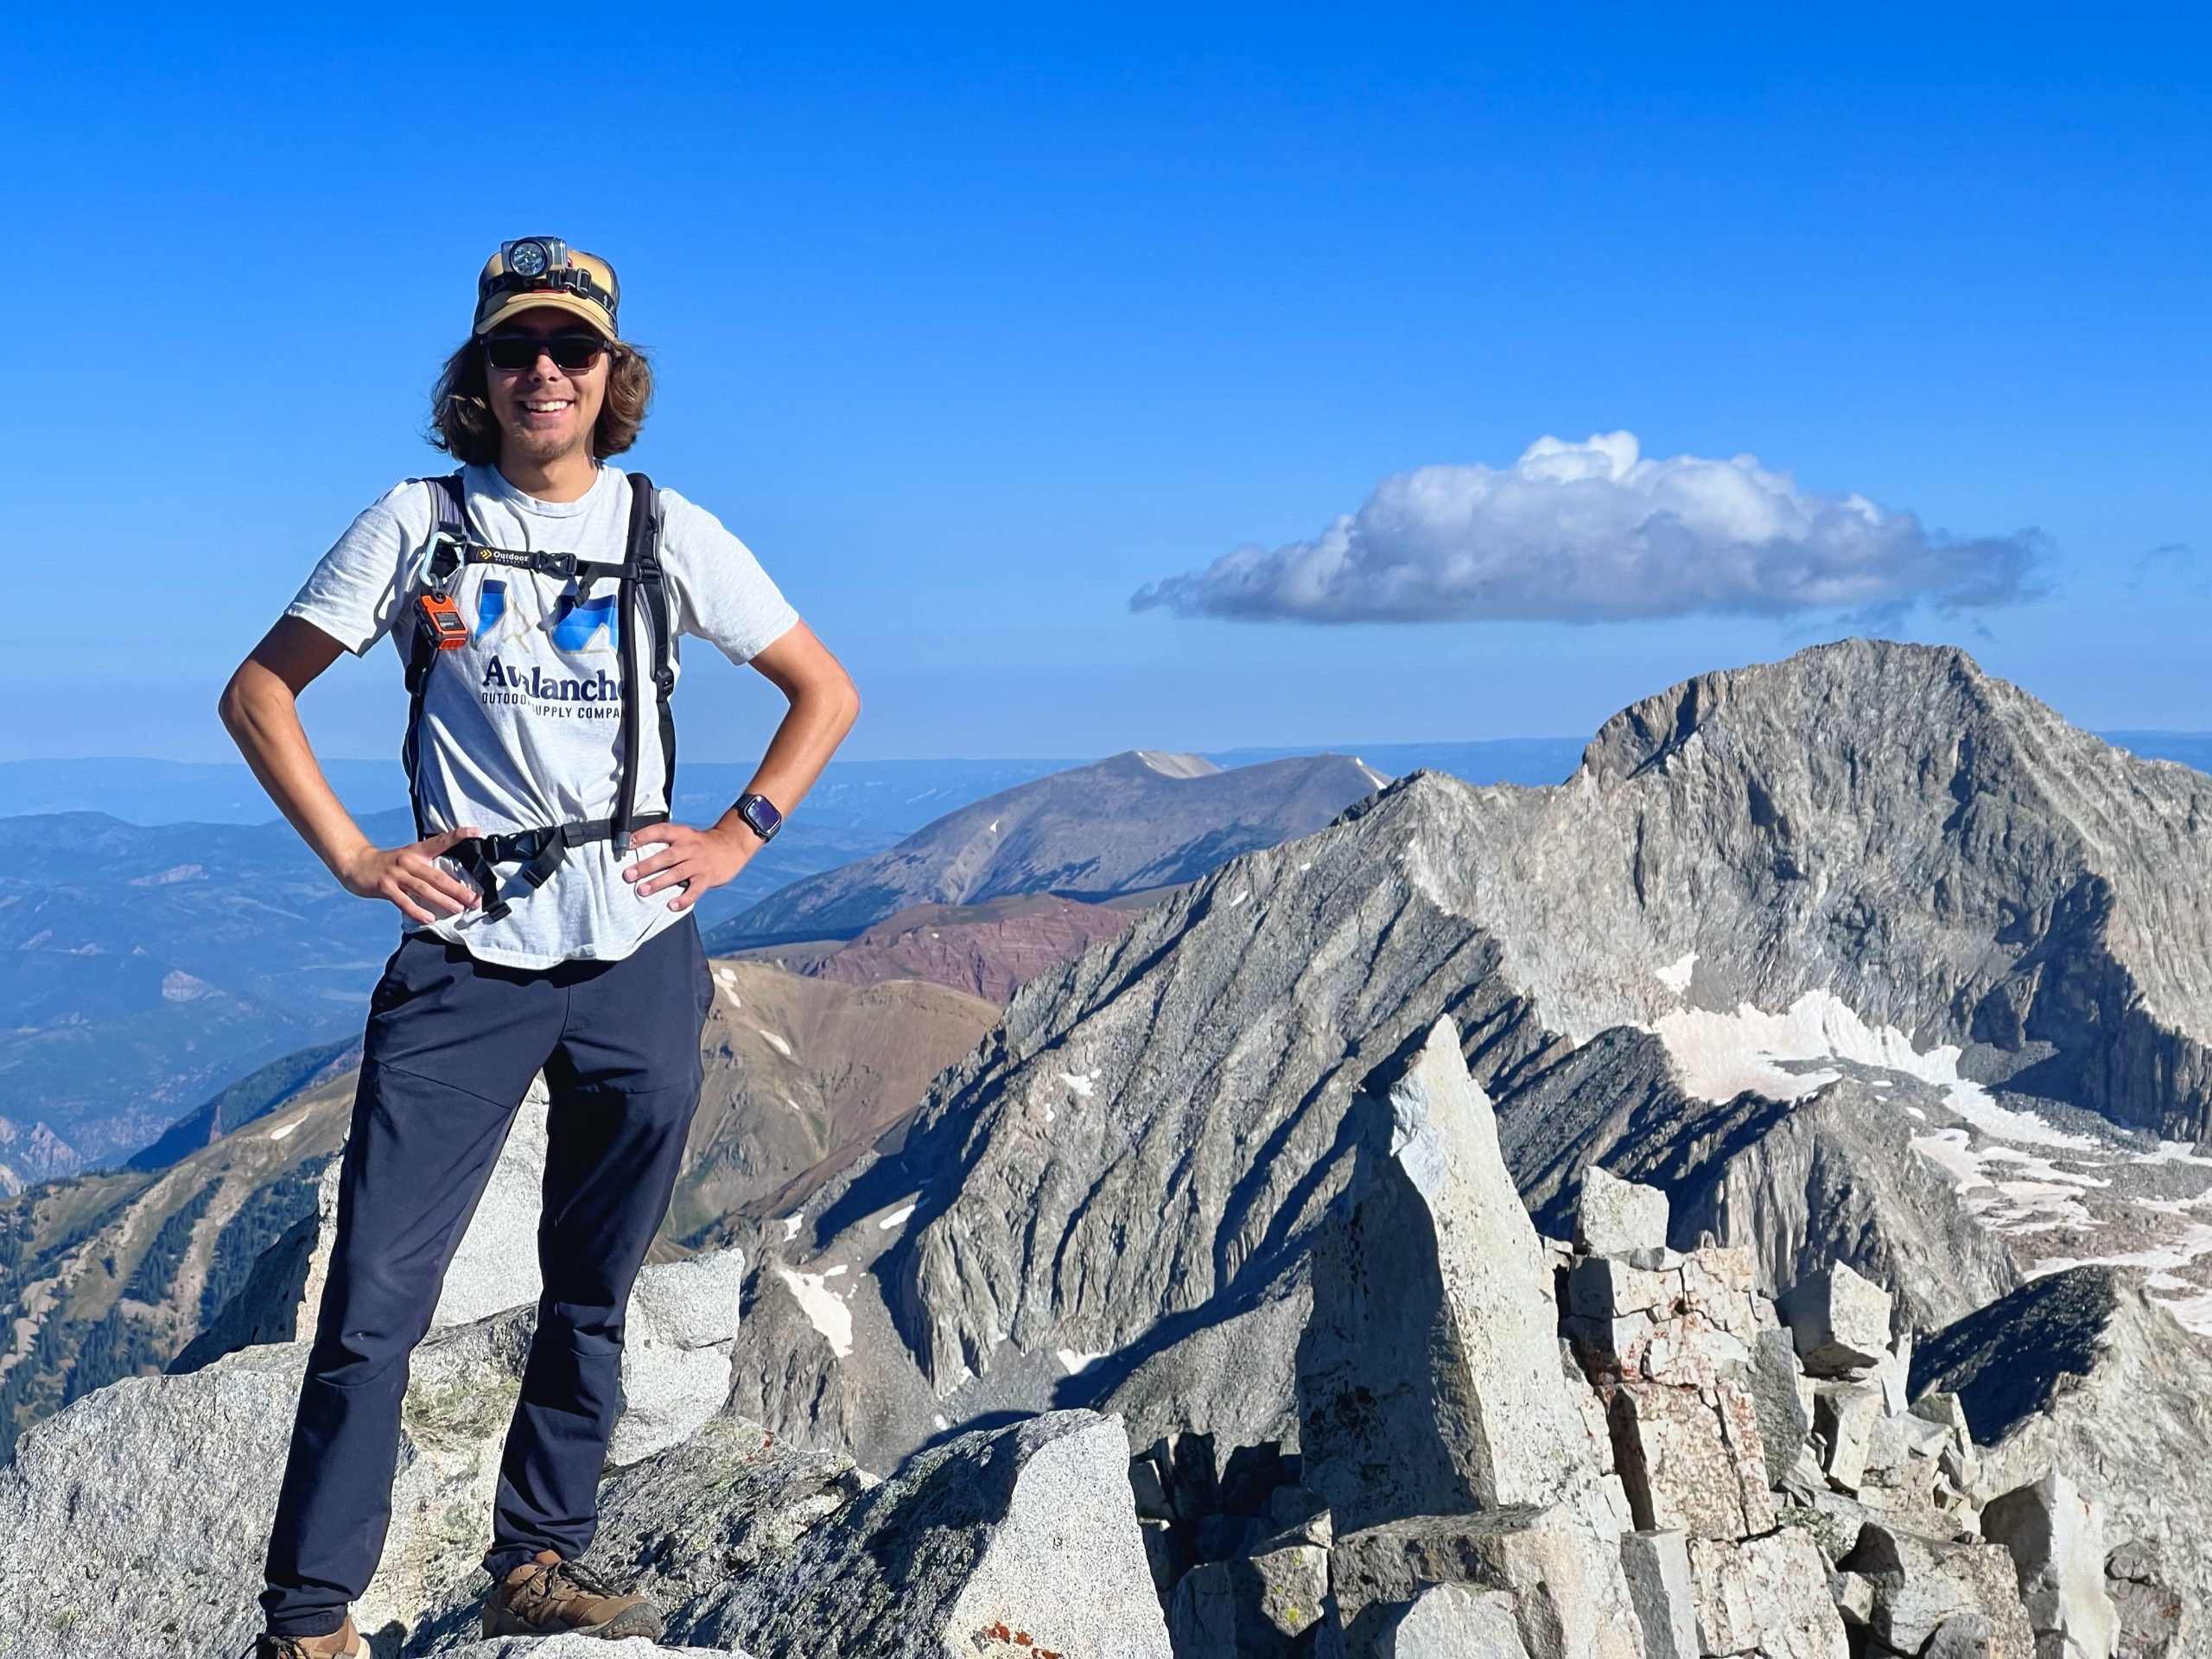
[494, 447, 600, 504]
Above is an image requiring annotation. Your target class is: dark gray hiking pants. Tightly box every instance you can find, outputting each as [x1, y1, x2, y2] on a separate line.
[258, 916, 712, 1638]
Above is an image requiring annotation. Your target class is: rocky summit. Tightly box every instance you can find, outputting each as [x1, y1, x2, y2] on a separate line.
[5, 638, 2212, 1656]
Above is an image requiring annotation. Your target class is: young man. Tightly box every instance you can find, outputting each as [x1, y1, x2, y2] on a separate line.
[219, 238, 860, 1658]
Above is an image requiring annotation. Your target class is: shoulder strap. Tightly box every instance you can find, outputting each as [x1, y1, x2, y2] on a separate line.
[402, 471, 468, 839]
[610, 473, 673, 850]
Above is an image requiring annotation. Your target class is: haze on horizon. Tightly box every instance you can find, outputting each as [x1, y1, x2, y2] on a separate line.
[4, 6, 2206, 767]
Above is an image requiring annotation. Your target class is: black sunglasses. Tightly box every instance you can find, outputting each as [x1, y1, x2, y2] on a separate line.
[482, 332, 608, 372]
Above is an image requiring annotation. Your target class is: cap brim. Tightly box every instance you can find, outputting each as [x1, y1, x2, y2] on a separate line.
[474, 292, 617, 340]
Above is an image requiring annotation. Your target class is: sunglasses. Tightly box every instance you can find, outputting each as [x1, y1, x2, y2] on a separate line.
[482, 332, 609, 372]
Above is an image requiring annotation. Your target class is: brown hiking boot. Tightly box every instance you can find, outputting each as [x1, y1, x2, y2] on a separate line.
[250, 1615, 365, 1658]
[483, 1549, 663, 1641]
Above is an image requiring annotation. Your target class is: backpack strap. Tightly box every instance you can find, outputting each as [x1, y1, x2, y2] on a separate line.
[610, 474, 674, 852]
[402, 472, 468, 841]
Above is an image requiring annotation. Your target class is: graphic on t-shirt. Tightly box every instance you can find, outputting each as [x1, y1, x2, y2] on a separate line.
[550, 589, 620, 652]
[472, 577, 617, 654]
[472, 579, 537, 649]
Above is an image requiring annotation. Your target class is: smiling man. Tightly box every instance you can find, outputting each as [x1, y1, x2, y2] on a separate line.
[219, 238, 861, 1657]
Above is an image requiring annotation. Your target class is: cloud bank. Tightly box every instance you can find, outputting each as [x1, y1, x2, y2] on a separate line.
[1129, 431, 2041, 625]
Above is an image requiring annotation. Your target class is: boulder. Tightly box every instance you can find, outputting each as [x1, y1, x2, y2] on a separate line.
[1376, 1583, 1531, 1658]
[677, 1410, 1172, 1659]
[607, 1247, 747, 1467]
[1980, 1472, 2116, 1659]
[1812, 1381, 1884, 1493]
[1297, 1017, 1631, 1536]
[1686, 1529, 1852, 1658]
[1781, 1263, 1894, 1376]
[1618, 1529, 1699, 1659]
[1838, 1520, 2037, 1658]
[1748, 1327, 1814, 1489]
[1166, 1541, 1331, 1655]
[1330, 1507, 1643, 1659]
[1607, 1377, 1775, 1541]
[1577, 1166, 1670, 1257]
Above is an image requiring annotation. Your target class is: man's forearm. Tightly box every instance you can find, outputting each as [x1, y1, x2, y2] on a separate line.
[711, 680, 861, 842]
[218, 663, 381, 881]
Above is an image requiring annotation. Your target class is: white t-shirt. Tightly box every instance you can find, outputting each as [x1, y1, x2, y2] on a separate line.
[286, 461, 799, 970]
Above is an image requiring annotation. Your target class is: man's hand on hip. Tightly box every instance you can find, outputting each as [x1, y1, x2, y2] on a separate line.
[623, 823, 760, 911]
[337, 826, 485, 925]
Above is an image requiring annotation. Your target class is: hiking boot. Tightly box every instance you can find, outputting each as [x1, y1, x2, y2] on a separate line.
[249, 1615, 365, 1658]
[483, 1550, 663, 1641]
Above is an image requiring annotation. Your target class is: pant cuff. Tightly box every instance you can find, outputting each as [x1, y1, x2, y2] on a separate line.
[484, 1543, 550, 1582]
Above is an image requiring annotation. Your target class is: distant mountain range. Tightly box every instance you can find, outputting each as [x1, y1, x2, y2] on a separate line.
[0, 743, 1593, 829]
[710, 750, 1398, 948]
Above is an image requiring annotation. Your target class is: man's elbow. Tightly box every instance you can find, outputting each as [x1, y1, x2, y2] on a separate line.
[217, 661, 277, 745]
[216, 666, 251, 739]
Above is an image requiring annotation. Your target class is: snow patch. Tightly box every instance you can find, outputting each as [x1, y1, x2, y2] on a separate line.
[779, 1213, 804, 1243]
[1229, 888, 1251, 908]
[1654, 952, 1696, 995]
[774, 1266, 854, 1357]
[878, 1203, 917, 1231]
[1654, 990, 2097, 1151]
[753, 1027, 793, 1058]
[1056, 1349, 1106, 1376]
[1061, 1070, 1099, 1099]
[266, 1116, 307, 1143]
[1912, 1130, 1986, 1191]
[2133, 1141, 2212, 1167]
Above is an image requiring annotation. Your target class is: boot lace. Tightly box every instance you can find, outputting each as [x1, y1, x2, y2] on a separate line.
[539, 1557, 620, 1600]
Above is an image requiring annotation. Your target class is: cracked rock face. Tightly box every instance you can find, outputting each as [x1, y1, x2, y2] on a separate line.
[1297, 1017, 1624, 1529]
[675, 1410, 1170, 1659]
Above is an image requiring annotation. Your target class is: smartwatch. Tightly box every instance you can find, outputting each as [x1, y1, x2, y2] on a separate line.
[735, 791, 784, 843]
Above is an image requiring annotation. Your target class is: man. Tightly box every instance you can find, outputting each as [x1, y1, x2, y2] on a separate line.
[219, 238, 860, 1657]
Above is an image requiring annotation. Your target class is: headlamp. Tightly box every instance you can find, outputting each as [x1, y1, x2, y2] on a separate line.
[501, 238, 561, 280]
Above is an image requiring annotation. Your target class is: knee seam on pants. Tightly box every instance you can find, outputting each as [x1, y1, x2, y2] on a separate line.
[365, 1056, 528, 1112]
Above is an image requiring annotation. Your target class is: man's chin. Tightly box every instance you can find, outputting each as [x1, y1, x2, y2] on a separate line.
[501, 426, 587, 463]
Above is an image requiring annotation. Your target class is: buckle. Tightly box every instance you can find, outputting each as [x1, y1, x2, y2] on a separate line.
[484, 829, 549, 863]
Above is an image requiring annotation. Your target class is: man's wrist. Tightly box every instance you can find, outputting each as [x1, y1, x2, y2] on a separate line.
[733, 791, 784, 842]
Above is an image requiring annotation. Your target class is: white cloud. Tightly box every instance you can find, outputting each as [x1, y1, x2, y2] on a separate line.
[1130, 431, 2041, 624]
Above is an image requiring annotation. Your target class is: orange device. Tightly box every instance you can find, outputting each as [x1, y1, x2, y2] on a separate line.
[416, 591, 470, 650]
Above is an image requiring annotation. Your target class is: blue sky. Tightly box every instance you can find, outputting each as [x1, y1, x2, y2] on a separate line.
[4, 4, 2209, 763]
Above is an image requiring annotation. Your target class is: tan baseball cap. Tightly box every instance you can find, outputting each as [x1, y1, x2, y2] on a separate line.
[473, 238, 621, 339]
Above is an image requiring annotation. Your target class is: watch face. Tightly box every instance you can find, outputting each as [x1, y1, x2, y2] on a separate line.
[507, 238, 549, 278]
[744, 795, 782, 835]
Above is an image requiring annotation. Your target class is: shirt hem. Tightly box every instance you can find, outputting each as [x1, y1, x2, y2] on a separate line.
[408, 907, 686, 972]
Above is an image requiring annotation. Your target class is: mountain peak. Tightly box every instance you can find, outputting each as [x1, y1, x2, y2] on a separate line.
[1580, 638, 2019, 784]
[1122, 749, 1222, 779]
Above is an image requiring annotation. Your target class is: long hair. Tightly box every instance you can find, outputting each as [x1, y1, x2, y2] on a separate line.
[429, 335, 654, 466]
